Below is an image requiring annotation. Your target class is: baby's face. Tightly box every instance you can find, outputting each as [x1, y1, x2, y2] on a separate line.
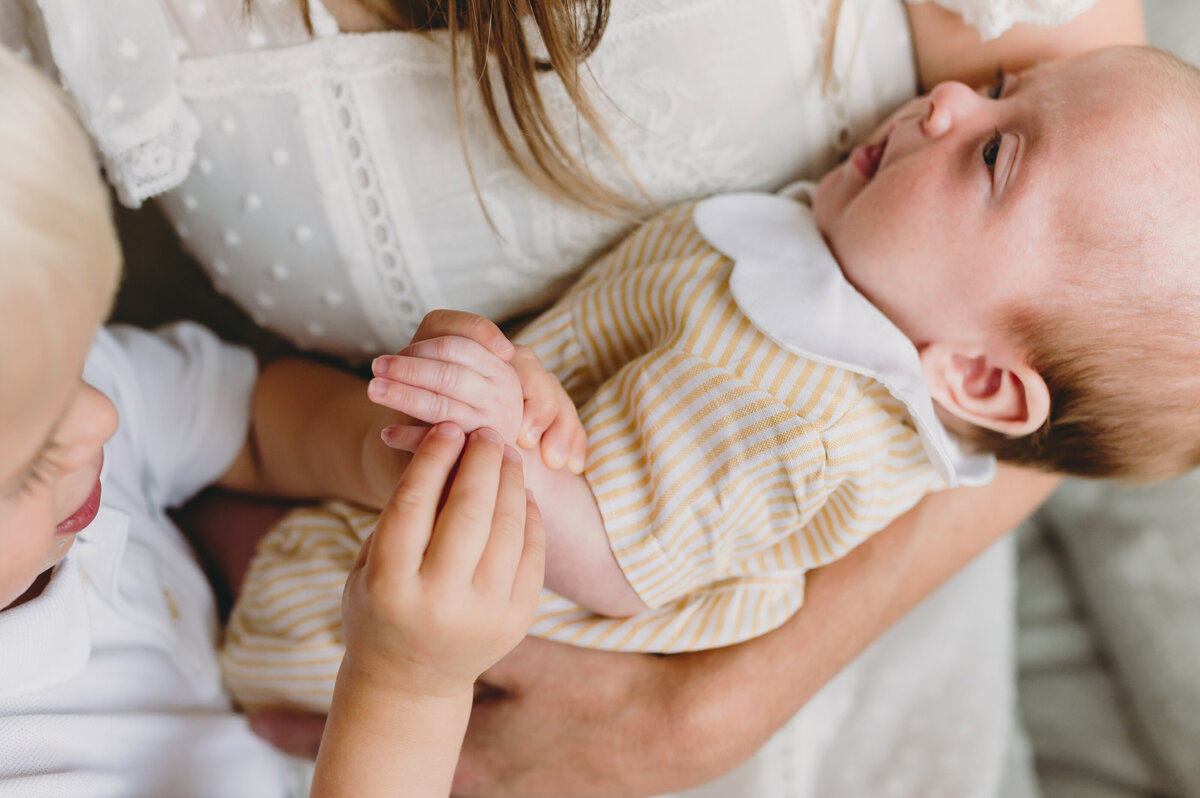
[0, 274, 117, 610]
[814, 47, 1165, 352]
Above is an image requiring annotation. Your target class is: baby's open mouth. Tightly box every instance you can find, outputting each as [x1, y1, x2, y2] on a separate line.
[852, 133, 888, 180]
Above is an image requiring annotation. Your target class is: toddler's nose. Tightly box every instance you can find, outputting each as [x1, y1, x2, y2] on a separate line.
[921, 80, 981, 138]
[57, 384, 118, 472]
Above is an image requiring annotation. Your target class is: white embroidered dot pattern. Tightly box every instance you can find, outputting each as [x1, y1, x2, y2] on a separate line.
[223, 229, 241, 247]
[293, 226, 313, 244]
[269, 263, 289, 281]
[243, 193, 262, 212]
[197, 157, 214, 175]
[272, 148, 290, 167]
[183, 194, 198, 211]
[306, 322, 326, 337]
[247, 31, 267, 49]
[256, 292, 276, 309]
[322, 290, 344, 309]
[213, 260, 231, 276]
[117, 39, 139, 59]
[220, 117, 237, 135]
[188, 0, 207, 19]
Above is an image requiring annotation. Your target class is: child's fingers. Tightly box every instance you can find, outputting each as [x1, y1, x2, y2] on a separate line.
[411, 310, 515, 362]
[369, 423, 466, 574]
[370, 355, 492, 410]
[422, 428, 505, 582]
[472, 444, 528, 595]
[510, 491, 546, 610]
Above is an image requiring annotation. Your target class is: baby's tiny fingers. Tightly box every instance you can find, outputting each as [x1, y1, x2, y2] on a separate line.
[368, 378, 478, 429]
[412, 310, 514, 360]
[371, 354, 490, 408]
[380, 424, 431, 453]
[398, 336, 509, 379]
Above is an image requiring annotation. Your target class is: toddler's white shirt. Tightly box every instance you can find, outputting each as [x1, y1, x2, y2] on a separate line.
[0, 323, 291, 798]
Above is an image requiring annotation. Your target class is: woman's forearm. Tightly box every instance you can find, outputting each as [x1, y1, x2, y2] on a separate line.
[455, 465, 1060, 797]
[908, 0, 1145, 90]
[218, 358, 410, 508]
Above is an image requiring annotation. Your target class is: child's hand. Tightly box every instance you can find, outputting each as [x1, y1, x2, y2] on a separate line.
[339, 422, 545, 699]
[372, 310, 587, 473]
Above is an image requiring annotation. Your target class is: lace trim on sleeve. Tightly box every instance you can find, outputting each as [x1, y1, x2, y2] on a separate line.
[34, 0, 199, 207]
[911, 0, 1100, 40]
[97, 89, 200, 208]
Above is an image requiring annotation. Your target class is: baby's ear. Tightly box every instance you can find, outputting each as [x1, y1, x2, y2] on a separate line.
[919, 343, 1050, 436]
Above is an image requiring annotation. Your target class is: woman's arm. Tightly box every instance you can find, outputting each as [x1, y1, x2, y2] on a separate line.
[216, 357, 412, 510]
[452, 465, 1060, 797]
[908, 0, 1145, 89]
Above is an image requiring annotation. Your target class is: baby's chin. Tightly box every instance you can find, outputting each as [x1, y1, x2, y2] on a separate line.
[810, 169, 840, 241]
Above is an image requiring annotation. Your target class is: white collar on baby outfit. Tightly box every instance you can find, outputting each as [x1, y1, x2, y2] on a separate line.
[692, 184, 995, 488]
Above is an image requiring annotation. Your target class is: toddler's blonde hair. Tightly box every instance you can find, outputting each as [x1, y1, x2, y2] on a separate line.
[0, 46, 120, 306]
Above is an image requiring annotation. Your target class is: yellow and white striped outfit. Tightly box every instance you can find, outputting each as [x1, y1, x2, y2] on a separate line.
[221, 193, 991, 712]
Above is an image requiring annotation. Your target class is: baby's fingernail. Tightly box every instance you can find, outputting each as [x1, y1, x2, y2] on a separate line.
[367, 379, 386, 398]
[476, 428, 502, 443]
[503, 445, 522, 462]
[524, 426, 542, 443]
[371, 356, 389, 376]
[569, 451, 586, 474]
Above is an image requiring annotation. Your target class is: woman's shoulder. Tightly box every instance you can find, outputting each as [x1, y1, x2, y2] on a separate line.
[913, 0, 1100, 41]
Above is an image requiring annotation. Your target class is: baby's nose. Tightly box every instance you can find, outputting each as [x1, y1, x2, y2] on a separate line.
[922, 80, 980, 137]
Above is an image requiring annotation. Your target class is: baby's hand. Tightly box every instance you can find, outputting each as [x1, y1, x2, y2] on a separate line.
[339, 423, 545, 699]
[370, 334, 524, 443]
[507, 345, 588, 474]
[372, 310, 587, 473]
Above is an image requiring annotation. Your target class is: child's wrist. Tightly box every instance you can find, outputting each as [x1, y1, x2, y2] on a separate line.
[338, 653, 477, 706]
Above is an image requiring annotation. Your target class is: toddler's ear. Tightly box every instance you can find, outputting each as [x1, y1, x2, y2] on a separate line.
[919, 344, 1050, 436]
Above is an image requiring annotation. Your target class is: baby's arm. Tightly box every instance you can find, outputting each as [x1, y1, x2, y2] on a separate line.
[369, 328, 649, 618]
[311, 423, 544, 798]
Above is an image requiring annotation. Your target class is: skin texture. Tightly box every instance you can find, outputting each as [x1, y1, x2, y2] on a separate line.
[0, 240, 546, 797]
[243, 2, 1148, 795]
[0, 257, 117, 610]
[816, 48, 1187, 439]
[445, 4, 1147, 795]
[311, 424, 544, 798]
